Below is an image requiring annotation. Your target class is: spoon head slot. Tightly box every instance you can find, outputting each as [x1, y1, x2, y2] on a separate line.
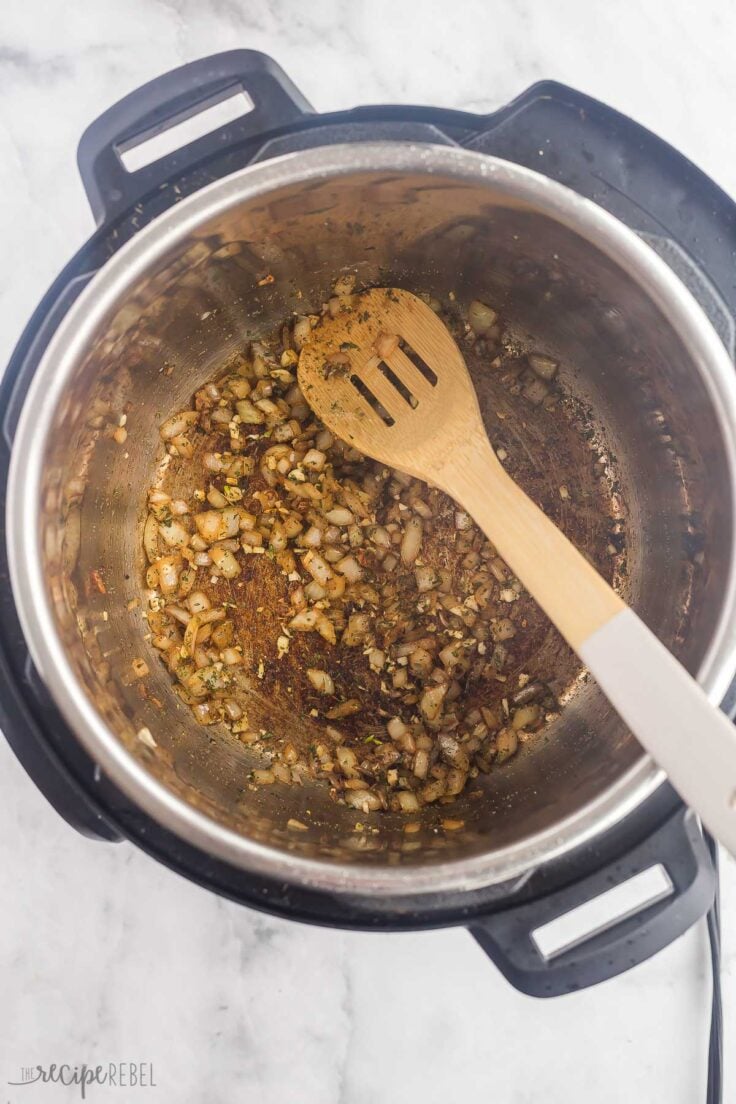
[298, 287, 484, 473]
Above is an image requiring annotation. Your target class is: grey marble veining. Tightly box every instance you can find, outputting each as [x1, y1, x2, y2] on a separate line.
[1, 1, 735, 1101]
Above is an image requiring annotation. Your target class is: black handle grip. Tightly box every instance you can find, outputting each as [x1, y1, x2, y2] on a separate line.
[77, 50, 314, 226]
[469, 808, 713, 996]
[0, 655, 121, 842]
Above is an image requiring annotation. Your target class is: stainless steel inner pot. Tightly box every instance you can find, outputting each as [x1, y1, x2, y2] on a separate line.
[8, 144, 736, 896]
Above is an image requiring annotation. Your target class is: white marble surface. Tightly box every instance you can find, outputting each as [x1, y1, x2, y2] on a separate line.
[1, 1, 736, 1101]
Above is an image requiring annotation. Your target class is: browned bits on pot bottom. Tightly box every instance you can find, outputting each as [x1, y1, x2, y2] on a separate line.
[140, 283, 623, 818]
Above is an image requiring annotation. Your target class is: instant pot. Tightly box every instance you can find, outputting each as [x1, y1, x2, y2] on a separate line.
[2, 50, 734, 1001]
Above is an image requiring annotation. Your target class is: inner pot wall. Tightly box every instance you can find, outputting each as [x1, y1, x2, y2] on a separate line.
[12, 151, 736, 890]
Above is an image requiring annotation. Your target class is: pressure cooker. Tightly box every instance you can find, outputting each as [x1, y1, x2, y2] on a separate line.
[2, 50, 735, 998]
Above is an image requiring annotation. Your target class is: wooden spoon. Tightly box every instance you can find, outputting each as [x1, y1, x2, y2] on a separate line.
[298, 286, 736, 853]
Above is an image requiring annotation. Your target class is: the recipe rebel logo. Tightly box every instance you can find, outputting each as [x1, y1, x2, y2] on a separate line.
[7, 1063, 156, 1098]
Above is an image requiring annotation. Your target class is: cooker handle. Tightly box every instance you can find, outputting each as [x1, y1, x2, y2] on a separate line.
[468, 807, 714, 996]
[77, 50, 314, 227]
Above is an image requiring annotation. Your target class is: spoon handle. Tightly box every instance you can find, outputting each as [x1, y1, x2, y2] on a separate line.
[580, 607, 736, 853]
[445, 438, 736, 855]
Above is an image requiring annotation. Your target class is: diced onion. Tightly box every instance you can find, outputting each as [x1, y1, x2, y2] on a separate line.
[195, 509, 240, 543]
[160, 410, 199, 440]
[188, 591, 211, 614]
[387, 718, 407, 740]
[207, 486, 228, 509]
[316, 613, 337, 645]
[336, 554, 362, 583]
[413, 749, 429, 779]
[307, 668, 335, 694]
[303, 550, 333, 585]
[325, 507, 353, 526]
[158, 519, 190, 549]
[467, 299, 498, 334]
[303, 525, 322, 548]
[304, 580, 327, 602]
[236, 399, 265, 424]
[157, 556, 181, 594]
[325, 574, 346, 599]
[342, 612, 370, 646]
[414, 565, 438, 593]
[293, 316, 312, 350]
[374, 332, 399, 358]
[210, 546, 241, 578]
[222, 647, 243, 665]
[289, 609, 320, 632]
[143, 513, 160, 563]
[345, 789, 381, 812]
[420, 683, 447, 722]
[368, 649, 385, 672]
[326, 699, 360, 720]
[529, 354, 559, 380]
[302, 449, 326, 471]
[182, 614, 201, 658]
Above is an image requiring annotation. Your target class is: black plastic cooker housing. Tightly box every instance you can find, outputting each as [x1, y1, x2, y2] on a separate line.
[1, 50, 733, 998]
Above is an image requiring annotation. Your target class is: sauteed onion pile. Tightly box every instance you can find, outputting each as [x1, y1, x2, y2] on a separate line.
[141, 278, 581, 818]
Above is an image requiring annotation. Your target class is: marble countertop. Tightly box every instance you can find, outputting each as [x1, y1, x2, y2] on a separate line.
[1, 1, 735, 1101]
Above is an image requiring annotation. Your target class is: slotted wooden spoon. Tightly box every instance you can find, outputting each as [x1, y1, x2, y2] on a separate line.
[299, 286, 736, 853]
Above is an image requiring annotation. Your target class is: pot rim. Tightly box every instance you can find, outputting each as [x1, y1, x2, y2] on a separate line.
[8, 142, 736, 896]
